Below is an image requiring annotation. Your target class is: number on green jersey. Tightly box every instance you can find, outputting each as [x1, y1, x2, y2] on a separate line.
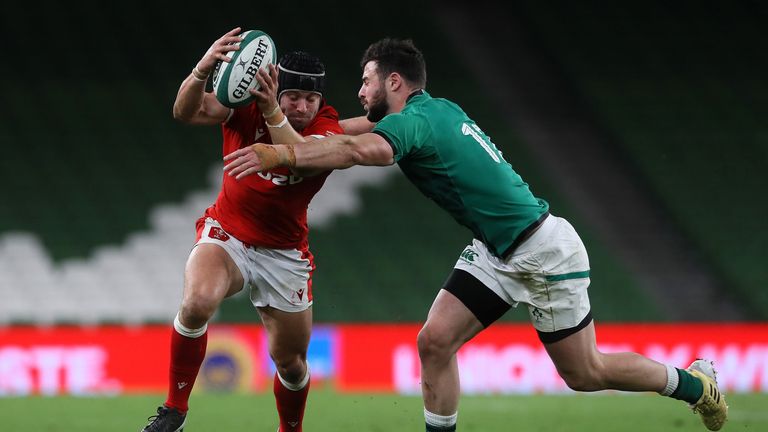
[461, 122, 504, 163]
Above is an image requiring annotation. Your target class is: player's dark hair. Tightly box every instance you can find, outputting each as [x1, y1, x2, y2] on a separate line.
[360, 38, 427, 88]
[277, 51, 326, 98]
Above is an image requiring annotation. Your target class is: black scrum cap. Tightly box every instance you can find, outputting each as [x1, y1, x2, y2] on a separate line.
[277, 51, 326, 99]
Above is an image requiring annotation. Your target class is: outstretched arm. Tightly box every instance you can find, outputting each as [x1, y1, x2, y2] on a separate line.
[173, 27, 242, 125]
[222, 132, 394, 179]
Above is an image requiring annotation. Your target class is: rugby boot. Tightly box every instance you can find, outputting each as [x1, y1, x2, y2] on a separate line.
[140, 406, 186, 432]
[687, 359, 728, 431]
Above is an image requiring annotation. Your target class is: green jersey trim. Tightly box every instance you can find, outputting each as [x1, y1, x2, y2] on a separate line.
[545, 270, 591, 282]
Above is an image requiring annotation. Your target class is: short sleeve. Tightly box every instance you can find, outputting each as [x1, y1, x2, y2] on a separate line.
[372, 113, 430, 162]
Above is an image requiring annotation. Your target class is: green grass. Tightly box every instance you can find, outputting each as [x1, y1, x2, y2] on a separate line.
[1, 389, 766, 431]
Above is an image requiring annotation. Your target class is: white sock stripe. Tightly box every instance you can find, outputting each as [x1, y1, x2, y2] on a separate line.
[297, 367, 310, 389]
[661, 364, 679, 396]
[173, 313, 207, 338]
[424, 408, 457, 427]
[277, 367, 310, 391]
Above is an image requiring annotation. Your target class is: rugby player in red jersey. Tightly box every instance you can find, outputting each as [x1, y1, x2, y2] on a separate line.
[139, 27, 368, 432]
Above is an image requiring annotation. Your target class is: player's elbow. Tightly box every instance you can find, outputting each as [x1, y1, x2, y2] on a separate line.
[172, 104, 194, 123]
[347, 146, 368, 166]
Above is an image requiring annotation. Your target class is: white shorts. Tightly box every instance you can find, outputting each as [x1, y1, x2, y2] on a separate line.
[195, 218, 314, 312]
[454, 215, 591, 333]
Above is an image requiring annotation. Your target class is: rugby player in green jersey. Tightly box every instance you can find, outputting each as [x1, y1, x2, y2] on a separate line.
[223, 38, 728, 431]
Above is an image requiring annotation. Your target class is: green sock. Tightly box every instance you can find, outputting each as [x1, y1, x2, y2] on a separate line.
[670, 368, 704, 404]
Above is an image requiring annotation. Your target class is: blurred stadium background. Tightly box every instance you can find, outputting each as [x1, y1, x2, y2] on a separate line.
[1, 0, 767, 430]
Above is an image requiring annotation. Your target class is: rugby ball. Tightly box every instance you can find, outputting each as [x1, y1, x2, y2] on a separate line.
[212, 30, 277, 108]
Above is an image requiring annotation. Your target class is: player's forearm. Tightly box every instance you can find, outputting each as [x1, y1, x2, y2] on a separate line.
[291, 134, 365, 170]
[223, 133, 392, 180]
[254, 135, 360, 171]
[233, 137, 351, 179]
[263, 108, 306, 144]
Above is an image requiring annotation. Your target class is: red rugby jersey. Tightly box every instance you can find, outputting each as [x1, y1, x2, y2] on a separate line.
[202, 101, 343, 250]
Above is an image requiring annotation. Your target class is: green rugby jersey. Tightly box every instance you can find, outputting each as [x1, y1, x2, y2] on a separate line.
[372, 90, 549, 258]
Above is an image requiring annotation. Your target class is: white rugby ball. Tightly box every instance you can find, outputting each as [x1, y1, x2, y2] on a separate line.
[212, 30, 277, 108]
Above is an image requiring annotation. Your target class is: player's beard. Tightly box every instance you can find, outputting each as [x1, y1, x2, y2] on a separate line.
[287, 115, 308, 132]
[365, 83, 389, 123]
[287, 109, 317, 132]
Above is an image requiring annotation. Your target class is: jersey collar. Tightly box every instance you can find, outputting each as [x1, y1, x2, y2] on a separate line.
[406, 89, 425, 103]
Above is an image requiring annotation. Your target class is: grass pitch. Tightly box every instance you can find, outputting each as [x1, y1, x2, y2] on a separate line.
[1, 389, 766, 431]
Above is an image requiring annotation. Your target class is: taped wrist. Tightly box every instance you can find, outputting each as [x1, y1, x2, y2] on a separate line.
[192, 66, 209, 81]
[283, 145, 296, 168]
[263, 104, 281, 119]
[252, 144, 296, 169]
[266, 112, 288, 128]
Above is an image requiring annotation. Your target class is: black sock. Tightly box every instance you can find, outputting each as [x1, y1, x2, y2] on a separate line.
[426, 423, 456, 432]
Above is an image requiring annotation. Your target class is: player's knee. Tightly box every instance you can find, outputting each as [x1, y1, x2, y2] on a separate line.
[557, 365, 605, 392]
[273, 355, 307, 383]
[417, 325, 456, 361]
[180, 295, 218, 326]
